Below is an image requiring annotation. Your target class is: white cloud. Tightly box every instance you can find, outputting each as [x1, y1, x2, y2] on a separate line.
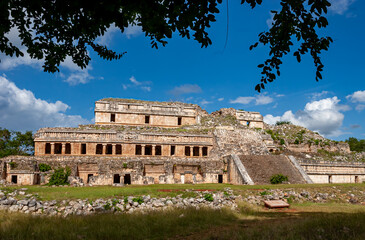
[168, 84, 202, 96]
[347, 90, 365, 103]
[122, 76, 152, 92]
[230, 94, 274, 106]
[346, 90, 365, 112]
[264, 97, 349, 137]
[329, 0, 356, 15]
[266, 12, 275, 28]
[0, 76, 90, 131]
[96, 24, 119, 46]
[218, 97, 224, 102]
[200, 99, 212, 105]
[125, 24, 142, 39]
[310, 91, 329, 100]
[60, 56, 94, 85]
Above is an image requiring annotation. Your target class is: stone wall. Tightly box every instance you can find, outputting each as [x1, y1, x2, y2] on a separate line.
[299, 159, 365, 183]
[94, 99, 202, 127]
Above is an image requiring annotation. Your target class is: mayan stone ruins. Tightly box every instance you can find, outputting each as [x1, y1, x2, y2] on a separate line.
[1, 98, 365, 186]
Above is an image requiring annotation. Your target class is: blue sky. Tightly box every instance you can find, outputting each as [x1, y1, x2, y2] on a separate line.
[0, 0, 364, 141]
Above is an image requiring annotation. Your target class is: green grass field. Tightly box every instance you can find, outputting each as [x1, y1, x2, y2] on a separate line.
[2, 183, 364, 201]
[1, 183, 365, 239]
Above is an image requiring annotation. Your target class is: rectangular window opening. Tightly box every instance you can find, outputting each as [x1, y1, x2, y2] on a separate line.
[96, 144, 103, 155]
[145, 115, 150, 124]
[116, 144, 122, 155]
[145, 145, 152, 155]
[155, 145, 162, 155]
[45, 143, 51, 154]
[81, 144, 87, 155]
[65, 143, 71, 154]
[178, 117, 182, 126]
[106, 144, 113, 155]
[87, 174, 93, 183]
[110, 113, 115, 122]
[54, 143, 62, 154]
[185, 146, 191, 156]
[170, 145, 176, 156]
[202, 147, 208, 156]
[113, 174, 120, 184]
[193, 146, 200, 156]
[135, 145, 142, 155]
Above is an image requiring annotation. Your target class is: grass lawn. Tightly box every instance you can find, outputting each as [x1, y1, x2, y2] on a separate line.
[1, 201, 365, 239]
[2, 183, 365, 201]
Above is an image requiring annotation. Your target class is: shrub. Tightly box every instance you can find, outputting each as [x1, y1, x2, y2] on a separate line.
[279, 139, 285, 145]
[294, 139, 300, 144]
[39, 163, 51, 172]
[275, 121, 291, 126]
[270, 174, 288, 184]
[48, 167, 71, 186]
[132, 196, 144, 204]
[9, 162, 17, 169]
[123, 163, 128, 168]
[204, 193, 214, 202]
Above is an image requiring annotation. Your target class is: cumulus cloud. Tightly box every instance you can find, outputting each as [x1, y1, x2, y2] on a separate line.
[218, 97, 224, 102]
[329, 0, 356, 15]
[347, 90, 365, 111]
[168, 84, 202, 96]
[310, 91, 329, 100]
[264, 97, 349, 137]
[0, 76, 90, 131]
[230, 94, 274, 106]
[60, 56, 94, 86]
[96, 22, 142, 46]
[123, 76, 151, 92]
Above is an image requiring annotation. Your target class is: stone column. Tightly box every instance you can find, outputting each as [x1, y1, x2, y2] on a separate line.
[62, 143, 66, 155]
[102, 144, 106, 155]
[142, 145, 146, 156]
[112, 144, 116, 155]
[190, 146, 194, 157]
[152, 145, 156, 156]
[199, 147, 202, 157]
[51, 143, 55, 155]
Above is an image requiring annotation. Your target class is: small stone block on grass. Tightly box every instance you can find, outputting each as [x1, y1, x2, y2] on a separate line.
[264, 200, 290, 208]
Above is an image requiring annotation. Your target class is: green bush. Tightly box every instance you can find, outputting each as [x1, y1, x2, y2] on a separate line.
[48, 167, 71, 186]
[132, 196, 144, 204]
[39, 163, 51, 172]
[275, 121, 291, 126]
[9, 162, 17, 169]
[204, 193, 214, 202]
[279, 139, 285, 145]
[270, 174, 288, 184]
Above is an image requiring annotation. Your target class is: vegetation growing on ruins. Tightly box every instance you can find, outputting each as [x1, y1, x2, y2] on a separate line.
[38, 164, 52, 172]
[48, 167, 71, 186]
[0, 128, 34, 158]
[270, 174, 289, 184]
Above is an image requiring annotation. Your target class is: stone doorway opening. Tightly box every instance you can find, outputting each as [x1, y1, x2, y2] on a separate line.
[355, 176, 359, 183]
[218, 174, 223, 183]
[113, 174, 120, 184]
[11, 175, 17, 184]
[87, 174, 93, 183]
[124, 174, 131, 185]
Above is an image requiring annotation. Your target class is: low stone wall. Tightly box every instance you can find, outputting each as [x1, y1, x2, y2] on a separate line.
[0, 187, 237, 217]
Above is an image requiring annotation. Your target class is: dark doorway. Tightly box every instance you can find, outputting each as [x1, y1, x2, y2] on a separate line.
[87, 174, 93, 183]
[145, 145, 152, 155]
[54, 143, 62, 154]
[171, 145, 176, 156]
[193, 146, 200, 156]
[106, 144, 113, 155]
[145, 115, 150, 124]
[34, 174, 40, 185]
[135, 145, 142, 155]
[81, 144, 87, 154]
[155, 145, 162, 155]
[96, 144, 103, 154]
[178, 117, 182, 126]
[45, 143, 51, 154]
[110, 113, 115, 122]
[218, 174, 223, 183]
[328, 175, 332, 184]
[355, 176, 359, 183]
[202, 147, 208, 156]
[185, 146, 190, 156]
[124, 174, 131, 185]
[65, 143, 71, 154]
[11, 175, 18, 184]
[116, 144, 122, 155]
[113, 174, 120, 184]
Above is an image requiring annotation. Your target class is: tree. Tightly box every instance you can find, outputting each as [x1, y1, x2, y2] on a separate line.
[346, 137, 365, 153]
[0, 0, 332, 91]
[0, 127, 34, 158]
